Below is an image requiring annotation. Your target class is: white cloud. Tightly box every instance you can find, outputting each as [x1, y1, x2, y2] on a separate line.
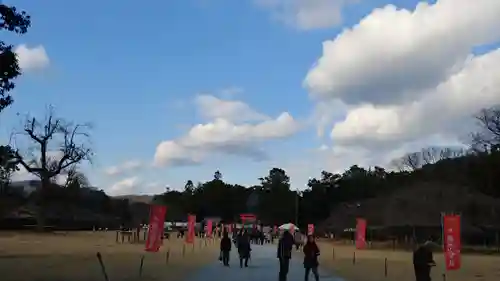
[14, 44, 50, 71]
[108, 177, 140, 196]
[302, 0, 500, 173]
[106, 178, 165, 195]
[255, 0, 354, 30]
[154, 95, 301, 166]
[195, 94, 268, 123]
[104, 160, 142, 176]
[331, 49, 500, 146]
[304, 0, 500, 105]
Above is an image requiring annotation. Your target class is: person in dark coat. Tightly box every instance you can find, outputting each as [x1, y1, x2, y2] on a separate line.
[303, 235, 320, 281]
[220, 231, 232, 266]
[413, 240, 436, 281]
[237, 230, 251, 268]
[277, 230, 294, 281]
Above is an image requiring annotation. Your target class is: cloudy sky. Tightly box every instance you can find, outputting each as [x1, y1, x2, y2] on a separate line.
[2, 0, 500, 195]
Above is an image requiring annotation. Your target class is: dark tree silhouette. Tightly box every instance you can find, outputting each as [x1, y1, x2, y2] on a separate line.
[0, 4, 31, 112]
[11, 108, 93, 229]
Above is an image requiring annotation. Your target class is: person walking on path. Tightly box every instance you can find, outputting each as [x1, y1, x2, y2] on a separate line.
[220, 231, 232, 266]
[303, 235, 320, 281]
[237, 230, 251, 268]
[413, 240, 436, 281]
[277, 230, 294, 281]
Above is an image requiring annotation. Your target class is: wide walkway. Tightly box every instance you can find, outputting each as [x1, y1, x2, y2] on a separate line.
[188, 244, 346, 281]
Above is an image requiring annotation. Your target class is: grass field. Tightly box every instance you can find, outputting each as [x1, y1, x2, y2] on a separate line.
[318, 242, 500, 281]
[0, 231, 219, 281]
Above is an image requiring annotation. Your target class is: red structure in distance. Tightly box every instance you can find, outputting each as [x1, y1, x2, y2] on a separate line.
[239, 213, 257, 230]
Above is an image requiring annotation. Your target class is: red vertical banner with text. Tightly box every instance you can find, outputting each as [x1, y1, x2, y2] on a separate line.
[307, 224, 314, 235]
[145, 205, 167, 252]
[443, 215, 461, 270]
[355, 218, 367, 250]
[186, 214, 196, 244]
[206, 220, 213, 237]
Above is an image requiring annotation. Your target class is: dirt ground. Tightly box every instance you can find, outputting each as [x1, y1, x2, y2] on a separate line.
[318, 242, 500, 281]
[0, 231, 219, 281]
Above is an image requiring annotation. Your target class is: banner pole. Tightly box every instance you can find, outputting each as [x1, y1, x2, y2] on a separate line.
[441, 212, 446, 275]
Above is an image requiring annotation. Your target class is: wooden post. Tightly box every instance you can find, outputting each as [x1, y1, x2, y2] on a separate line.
[182, 244, 186, 257]
[332, 247, 335, 260]
[139, 255, 145, 277]
[384, 258, 388, 277]
[165, 249, 170, 264]
[352, 252, 356, 265]
[115, 231, 119, 243]
[96, 252, 110, 281]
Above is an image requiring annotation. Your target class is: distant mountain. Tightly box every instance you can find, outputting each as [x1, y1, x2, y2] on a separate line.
[113, 194, 154, 204]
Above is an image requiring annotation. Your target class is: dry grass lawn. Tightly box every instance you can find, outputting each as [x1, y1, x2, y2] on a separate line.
[318, 242, 500, 281]
[0, 231, 219, 281]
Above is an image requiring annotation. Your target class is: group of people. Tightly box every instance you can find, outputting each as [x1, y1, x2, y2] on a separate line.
[219, 229, 321, 281]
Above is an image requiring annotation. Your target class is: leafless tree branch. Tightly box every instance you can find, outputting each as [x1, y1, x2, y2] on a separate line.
[11, 107, 93, 180]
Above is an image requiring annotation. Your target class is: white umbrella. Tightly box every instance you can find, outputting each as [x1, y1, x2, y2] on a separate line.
[278, 223, 299, 231]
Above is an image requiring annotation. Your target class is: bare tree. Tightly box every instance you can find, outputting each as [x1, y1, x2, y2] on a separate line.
[421, 146, 467, 164]
[64, 165, 89, 189]
[391, 146, 467, 171]
[471, 106, 500, 152]
[399, 152, 422, 171]
[11, 108, 93, 229]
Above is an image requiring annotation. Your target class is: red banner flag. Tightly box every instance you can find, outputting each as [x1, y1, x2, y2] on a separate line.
[206, 220, 213, 237]
[307, 224, 314, 235]
[186, 214, 196, 244]
[443, 215, 461, 270]
[355, 218, 367, 249]
[144, 205, 167, 252]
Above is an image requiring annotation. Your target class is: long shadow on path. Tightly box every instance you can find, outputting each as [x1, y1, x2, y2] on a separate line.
[188, 244, 346, 281]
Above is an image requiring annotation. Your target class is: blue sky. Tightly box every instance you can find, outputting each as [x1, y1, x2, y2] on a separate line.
[3, 0, 499, 195]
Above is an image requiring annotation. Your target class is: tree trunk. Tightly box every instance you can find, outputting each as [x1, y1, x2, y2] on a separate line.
[35, 176, 50, 231]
